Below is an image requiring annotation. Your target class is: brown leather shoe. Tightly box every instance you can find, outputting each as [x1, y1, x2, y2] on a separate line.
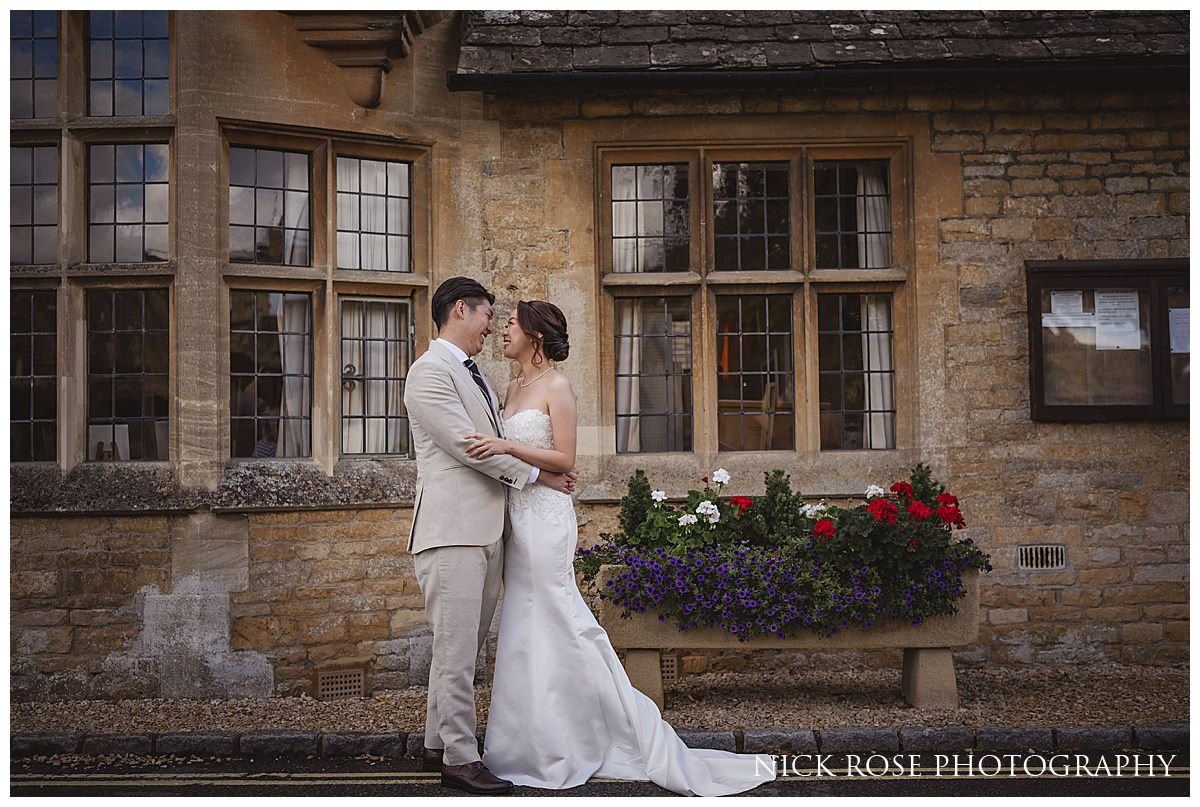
[441, 760, 513, 794]
[421, 747, 443, 772]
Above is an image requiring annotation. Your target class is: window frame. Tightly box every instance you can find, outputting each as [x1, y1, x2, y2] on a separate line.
[10, 10, 60, 122]
[84, 285, 171, 462]
[10, 286, 60, 463]
[227, 286, 315, 461]
[598, 140, 911, 458]
[10, 142, 61, 266]
[85, 10, 171, 118]
[337, 293, 416, 458]
[612, 292, 697, 454]
[1025, 258, 1189, 422]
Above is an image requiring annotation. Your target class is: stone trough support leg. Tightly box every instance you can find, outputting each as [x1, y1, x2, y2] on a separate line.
[901, 647, 958, 709]
[623, 649, 664, 710]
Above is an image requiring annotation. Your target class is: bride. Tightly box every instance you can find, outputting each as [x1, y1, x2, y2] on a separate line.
[464, 300, 776, 796]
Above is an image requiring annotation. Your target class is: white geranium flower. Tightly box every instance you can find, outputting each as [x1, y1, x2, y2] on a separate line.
[712, 468, 731, 486]
[695, 500, 721, 524]
[800, 502, 828, 518]
[678, 513, 698, 527]
[651, 490, 667, 503]
[865, 484, 887, 499]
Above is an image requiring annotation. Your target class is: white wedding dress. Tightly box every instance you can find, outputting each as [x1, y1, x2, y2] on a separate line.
[481, 408, 777, 796]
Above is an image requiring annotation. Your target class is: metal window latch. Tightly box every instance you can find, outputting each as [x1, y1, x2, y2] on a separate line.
[342, 363, 358, 391]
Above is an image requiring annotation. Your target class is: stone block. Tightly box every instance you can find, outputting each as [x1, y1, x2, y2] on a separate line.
[12, 734, 82, 757]
[141, 592, 231, 656]
[172, 513, 250, 593]
[898, 726, 974, 752]
[820, 727, 899, 754]
[16, 626, 73, 654]
[240, 731, 320, 759]
[11, 571, 58, 599]
[676, 731, 736, 752]
[1134, 723, 1189, 751]
[321, 732, 407, 759]
[156, 732, 239, 757]
[82, 734, 155, 756]
[1055, 725, 1133, 751]
[976, 727, 1054, 752]
[742, 729, 817, 755]
[988, 608, 1028, 625]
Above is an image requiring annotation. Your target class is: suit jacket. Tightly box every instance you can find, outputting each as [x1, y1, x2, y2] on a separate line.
[403, 340, 535, 554]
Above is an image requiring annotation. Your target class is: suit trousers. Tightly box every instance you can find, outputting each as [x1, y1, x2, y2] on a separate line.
[413, 539, 504, 766]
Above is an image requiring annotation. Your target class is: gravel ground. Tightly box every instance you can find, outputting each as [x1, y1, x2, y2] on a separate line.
[11, 662, 1187, 735]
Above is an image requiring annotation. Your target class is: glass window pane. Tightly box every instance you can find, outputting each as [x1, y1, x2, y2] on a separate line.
[115, 184, 143, 222]
[144, 39, 167, 78]
[115, 144, 143, 181]
[610, 163, 688, 274]
[230, 147, 255, 185]
[144, 11, 168, 38]
[144, 224, 167, 260]
[256, 149, 283, 188]
[115, 224, 142, 261]
[231, 148, 310, 266]
[335, 156, 412, 272]
[89, 225, 114, 262]
[1040, 287, 1154, 407]
[614, 296, 692, 453]
[285, 152, 308, 190]
[113, 79, 142, 115]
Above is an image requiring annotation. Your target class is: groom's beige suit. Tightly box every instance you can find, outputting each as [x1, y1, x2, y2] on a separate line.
[403, 338, 535, 767]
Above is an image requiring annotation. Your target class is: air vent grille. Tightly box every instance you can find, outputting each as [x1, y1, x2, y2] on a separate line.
[1017, 544, 1067, 570]
[317, 668, 365, 700]
[660, 653, 678, 683]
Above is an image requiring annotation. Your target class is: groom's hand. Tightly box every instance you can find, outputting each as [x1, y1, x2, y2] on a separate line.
[540, 467, 579, 494]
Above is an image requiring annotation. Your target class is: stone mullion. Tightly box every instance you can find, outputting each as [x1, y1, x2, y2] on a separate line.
[172, 12, 225, 488]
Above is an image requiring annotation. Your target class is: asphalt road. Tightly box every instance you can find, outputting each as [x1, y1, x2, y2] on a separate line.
[11, 753, 1188, 797]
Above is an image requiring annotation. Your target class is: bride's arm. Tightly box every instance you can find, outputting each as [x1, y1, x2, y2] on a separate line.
[466, 374, 577, 473]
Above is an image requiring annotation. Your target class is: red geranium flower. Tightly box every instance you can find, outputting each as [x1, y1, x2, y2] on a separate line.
[812, 519, 835, 539]
[890, 481, 914, 499]
[936, 504, 966, 529]
[907, 500, 933, 521]
[866, 498, 898, 525]
[906, 538, 919, 554]
[729, 496, 754, 514]
[936, 492, 959, 507]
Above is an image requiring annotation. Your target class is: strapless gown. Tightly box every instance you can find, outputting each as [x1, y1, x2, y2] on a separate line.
[481, 408, 777, 796]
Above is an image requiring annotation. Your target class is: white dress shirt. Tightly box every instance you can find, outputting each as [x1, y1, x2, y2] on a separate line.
[435, 337, 539, 485]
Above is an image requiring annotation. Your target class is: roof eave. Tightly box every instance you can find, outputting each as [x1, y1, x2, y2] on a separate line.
[447, 57, 1189, 93]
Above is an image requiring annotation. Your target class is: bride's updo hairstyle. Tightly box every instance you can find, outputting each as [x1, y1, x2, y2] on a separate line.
[516, 300, 569, 364]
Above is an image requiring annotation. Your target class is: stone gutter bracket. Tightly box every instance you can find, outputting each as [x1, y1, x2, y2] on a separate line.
[283, 11, 450, 108]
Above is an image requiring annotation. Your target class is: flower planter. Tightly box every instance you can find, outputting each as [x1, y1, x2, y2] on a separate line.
[596, 565, 980, 711]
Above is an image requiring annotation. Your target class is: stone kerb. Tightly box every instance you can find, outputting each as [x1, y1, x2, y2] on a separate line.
[595, 565, 980, 710]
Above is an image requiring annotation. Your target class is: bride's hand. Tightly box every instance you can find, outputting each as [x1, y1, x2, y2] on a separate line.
[465, 433, 510, 459]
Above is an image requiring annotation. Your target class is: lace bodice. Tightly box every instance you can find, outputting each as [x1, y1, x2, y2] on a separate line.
[504, 409, 574, 524]
[504, 408, 556, 450]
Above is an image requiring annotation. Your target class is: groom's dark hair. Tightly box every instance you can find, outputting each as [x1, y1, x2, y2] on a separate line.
[432, 276, 495, 330]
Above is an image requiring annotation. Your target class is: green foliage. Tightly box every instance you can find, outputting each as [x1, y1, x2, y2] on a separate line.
[618, 469, 653, 538]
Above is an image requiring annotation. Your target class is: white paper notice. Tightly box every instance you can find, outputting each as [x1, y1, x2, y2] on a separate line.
[1042, 313, 1095, 329]
[1169, 308, 1189, 354]
[1050, 290, 1084, 315]
[1094, 291, 1141, 351]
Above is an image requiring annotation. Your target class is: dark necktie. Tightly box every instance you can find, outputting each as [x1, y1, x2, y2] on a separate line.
[463, 358, 493, 412]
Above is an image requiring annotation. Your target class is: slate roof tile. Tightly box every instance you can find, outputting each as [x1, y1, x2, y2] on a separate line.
[457, 10, 1189, 75]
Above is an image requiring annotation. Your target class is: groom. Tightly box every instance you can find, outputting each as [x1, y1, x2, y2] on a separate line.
[403, 276, 577, 794]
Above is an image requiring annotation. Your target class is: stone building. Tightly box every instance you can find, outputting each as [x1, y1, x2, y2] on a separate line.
[10, 10, 1189, 701]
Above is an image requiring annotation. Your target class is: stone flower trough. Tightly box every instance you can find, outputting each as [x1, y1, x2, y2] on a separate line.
[596, 565, 980, 711]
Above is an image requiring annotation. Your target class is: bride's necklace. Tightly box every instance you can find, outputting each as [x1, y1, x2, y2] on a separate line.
[518, 367, 552, 388]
